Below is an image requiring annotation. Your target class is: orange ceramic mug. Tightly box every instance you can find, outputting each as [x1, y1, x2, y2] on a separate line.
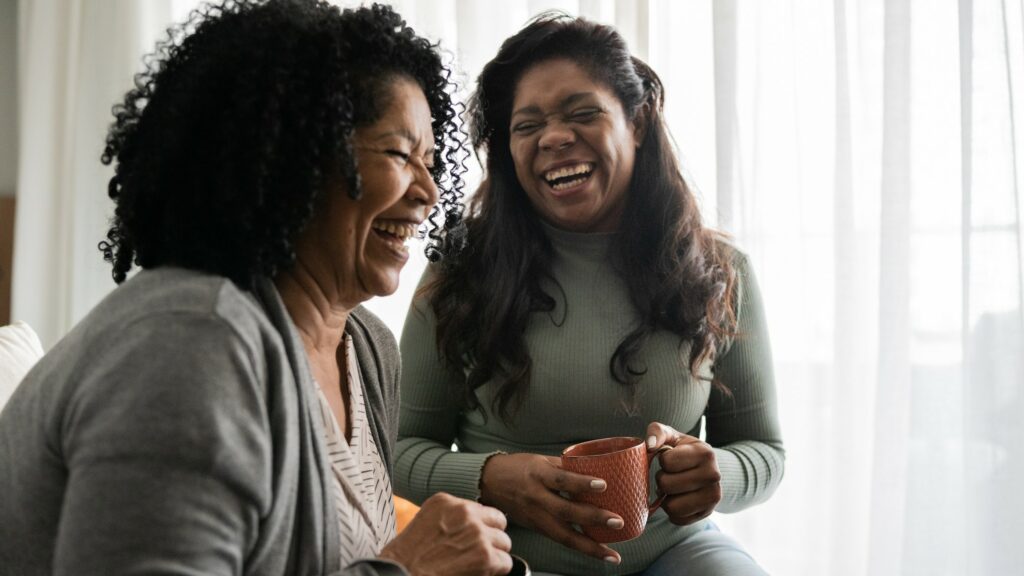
[561, 436, 669, 543]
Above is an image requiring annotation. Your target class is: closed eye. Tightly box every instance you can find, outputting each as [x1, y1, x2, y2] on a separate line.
[569, 108, 602, 122]
[385, 149, 411, 163]
[511, 121, 543, 134]
[393, 149, 436, 173]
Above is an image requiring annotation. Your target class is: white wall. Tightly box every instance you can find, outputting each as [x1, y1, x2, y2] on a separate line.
[0, 0, 17, 197]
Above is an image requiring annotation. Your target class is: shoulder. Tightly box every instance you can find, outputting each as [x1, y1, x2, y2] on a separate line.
[705, 236, 764, 327]
[707, 235, 756, 291]
[88, 267, 254, 323]
[9, 271, 280, 474]
[709, 234, 748, 268]
[107, 268, 270, 343]
[32, 268, 280, 402]
[124, 267, 263, 318]
[84, 268, 274, 383]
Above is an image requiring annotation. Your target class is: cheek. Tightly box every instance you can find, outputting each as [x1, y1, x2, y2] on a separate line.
[611, 139, 636, 179]
[362, 174, 405, 211]
[510, 141, 533, 180]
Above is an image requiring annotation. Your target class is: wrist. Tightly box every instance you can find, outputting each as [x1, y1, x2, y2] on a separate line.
[477, 450, 508, 505]
[378, 540, 412, 572]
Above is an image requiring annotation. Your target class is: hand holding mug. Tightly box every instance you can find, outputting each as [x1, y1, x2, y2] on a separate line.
[560, 437, 671, 543]
[479, 453, 623, 564]
[645, 422, 723, 526]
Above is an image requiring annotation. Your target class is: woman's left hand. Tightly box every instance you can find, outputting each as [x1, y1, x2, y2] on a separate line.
[645, 422, 723, 526]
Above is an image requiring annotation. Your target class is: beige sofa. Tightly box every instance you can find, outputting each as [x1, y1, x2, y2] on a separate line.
[0, 321, 43, 411]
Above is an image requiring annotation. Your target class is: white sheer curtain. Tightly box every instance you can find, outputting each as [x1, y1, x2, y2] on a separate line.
[700, 1, 1024, 574]
[12, 1, 1023, 574]
[13, 0, 197, 349]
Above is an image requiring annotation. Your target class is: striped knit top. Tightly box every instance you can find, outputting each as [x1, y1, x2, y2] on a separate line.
[394, 224, 784, 575]
[315, 335, 396, 564]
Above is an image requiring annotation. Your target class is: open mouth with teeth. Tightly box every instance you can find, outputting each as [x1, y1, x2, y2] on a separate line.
[371, 220, 418, 254]
[544, 162, 594, 192]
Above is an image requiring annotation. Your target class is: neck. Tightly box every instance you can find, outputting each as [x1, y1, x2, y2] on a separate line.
[274, 259, 352, 356]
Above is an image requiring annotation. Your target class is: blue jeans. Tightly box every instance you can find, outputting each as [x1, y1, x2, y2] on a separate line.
[532, 523, 768, 576]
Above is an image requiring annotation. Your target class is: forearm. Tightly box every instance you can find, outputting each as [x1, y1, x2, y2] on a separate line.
[393, 436, 502, 503]
[397, 279, 503, 504]
[713, 440, 785, 512]
[707, 252, 785, 512]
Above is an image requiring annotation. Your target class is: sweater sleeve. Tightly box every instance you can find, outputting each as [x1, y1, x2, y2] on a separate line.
[54, 313, 271, 576]
[705, 252, 786, 513]
[393, 271, 501, 504]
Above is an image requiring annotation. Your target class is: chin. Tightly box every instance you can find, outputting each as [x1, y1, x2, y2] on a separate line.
[552, 213, 593, 232]
[368, 275, 402, 298]
[547, 203, 597, 227]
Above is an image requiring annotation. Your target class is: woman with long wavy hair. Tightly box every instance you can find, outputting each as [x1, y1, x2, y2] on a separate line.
[395, 13, 784, 576]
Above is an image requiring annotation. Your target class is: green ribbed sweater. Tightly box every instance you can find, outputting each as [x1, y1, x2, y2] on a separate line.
[395, 225, 784, 575]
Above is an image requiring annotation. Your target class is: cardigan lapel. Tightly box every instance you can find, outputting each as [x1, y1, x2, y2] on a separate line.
[251, 278, 341, 575]
[344, 307, 393, 473]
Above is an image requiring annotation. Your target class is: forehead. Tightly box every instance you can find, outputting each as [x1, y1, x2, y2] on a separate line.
[512, 58, 618, 111]
[361, 76, 433, 138]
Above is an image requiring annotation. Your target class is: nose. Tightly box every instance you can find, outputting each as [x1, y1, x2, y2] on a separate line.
[538, 121, 575, 152]
[408, 162, 439, 208]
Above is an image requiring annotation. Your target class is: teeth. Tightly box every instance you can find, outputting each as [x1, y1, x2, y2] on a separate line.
[372, 221, 416, 241]
[551, 177, 589, 191]
[544, 163, 592, 182]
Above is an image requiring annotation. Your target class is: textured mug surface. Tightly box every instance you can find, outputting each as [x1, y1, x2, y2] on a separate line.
[561, 436, 665, 543]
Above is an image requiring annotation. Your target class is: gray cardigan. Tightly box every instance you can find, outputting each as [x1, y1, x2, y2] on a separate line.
[0, 267, 407, 576]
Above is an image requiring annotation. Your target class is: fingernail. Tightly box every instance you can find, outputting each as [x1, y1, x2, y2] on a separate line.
[590, 479, 607, 491]
[647, 435, 657, 449]
[607, 517, 624, 529]
[604, 555, 620, 564]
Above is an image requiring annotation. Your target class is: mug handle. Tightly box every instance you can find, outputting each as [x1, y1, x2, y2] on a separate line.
[647, 445, 673, 514]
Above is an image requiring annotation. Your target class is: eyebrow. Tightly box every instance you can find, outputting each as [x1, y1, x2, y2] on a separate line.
[371, 128, 418, 144]
[511, 92, 597, 120]
[369, 128, 435, 153]
[366, 127, 434, 158]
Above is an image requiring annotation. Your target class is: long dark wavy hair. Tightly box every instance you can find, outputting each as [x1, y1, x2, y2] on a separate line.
[425, 13, 737, 423]
[99, 0, 467, 287]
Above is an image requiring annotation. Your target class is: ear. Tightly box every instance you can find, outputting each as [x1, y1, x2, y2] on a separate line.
[631, 102, 650, 148]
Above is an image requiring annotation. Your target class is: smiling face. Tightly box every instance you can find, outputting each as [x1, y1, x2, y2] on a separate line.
[509, 58, 643, 233]
[296, 76, 438, 306]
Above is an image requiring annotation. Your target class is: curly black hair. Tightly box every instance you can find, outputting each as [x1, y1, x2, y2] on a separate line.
[99, 0, 468, 287]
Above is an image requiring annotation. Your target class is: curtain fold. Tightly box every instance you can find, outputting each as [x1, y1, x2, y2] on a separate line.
[830, 1, 873, 573]
[870, 0, 912, 570]
[14, 0, 79, 349]
[961, 1, 1024, 573]
[712, 0, 739, 231]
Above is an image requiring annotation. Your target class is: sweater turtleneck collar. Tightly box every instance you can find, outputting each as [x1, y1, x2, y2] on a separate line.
[540, 220, 617, 259]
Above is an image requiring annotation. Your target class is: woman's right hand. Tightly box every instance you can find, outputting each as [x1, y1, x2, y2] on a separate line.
[379, 492, 512, 576]
[479, 453, 623, 564]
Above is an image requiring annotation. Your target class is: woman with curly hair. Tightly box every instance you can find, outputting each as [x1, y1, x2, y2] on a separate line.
[0, 2, 513, 575]
[395, 14, 784, 576]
